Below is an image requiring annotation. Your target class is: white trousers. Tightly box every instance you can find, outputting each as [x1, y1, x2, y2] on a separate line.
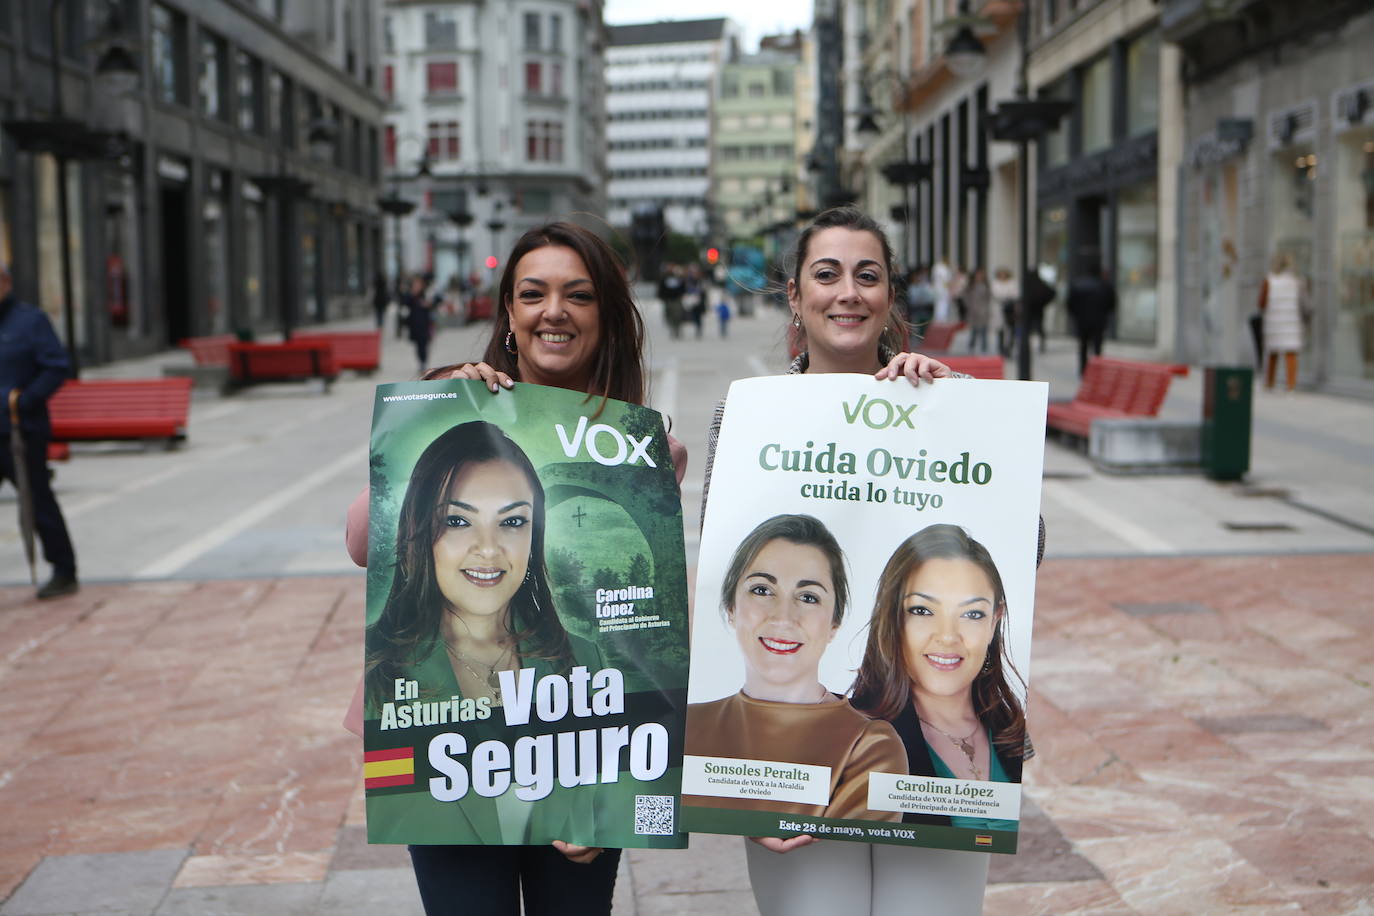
[745, 837, 990, 916]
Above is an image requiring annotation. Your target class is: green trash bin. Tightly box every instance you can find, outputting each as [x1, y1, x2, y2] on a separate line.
[1201, 366, 1252, 481]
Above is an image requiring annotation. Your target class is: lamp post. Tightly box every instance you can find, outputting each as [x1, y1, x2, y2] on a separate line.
[448, 208, 474, 290]
[986, 5, 1073, 380]
[486, 202, 506, 282]
[1, 0, 140, 377]
[855, 72, 930, 270]
[376, 145, 431, 292]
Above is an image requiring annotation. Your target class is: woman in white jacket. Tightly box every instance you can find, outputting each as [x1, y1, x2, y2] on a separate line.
[1258, 251, 1305, 391]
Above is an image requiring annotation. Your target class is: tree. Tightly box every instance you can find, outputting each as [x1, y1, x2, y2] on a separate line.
[627, 553, 652, 584]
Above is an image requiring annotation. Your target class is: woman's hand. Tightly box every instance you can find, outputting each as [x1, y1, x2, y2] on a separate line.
[748, 834, 818, 854]
[438, 361, 515, 392]
[875, 352, 953, 386]
[551, 840, 604, 864]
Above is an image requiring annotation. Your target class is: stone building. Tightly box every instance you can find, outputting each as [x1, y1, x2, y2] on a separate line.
[0, 0, 386, 365]
[1166, 0, 1374, 395]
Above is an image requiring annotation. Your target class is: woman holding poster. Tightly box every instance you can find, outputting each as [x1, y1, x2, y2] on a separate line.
[700, 208, 1004, 916]
[346, 222, 687, 916]
[851, 524, 1024, 832]
[684, 514, 906, 820]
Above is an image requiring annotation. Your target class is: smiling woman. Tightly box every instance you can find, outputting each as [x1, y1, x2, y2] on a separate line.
[683, 514, 906, 821]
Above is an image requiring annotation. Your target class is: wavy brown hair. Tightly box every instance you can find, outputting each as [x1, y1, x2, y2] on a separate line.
[787, 206, 909, 359]
[364, 420, 572, 707]
[430, 222, 646, 406]
[850, 524, 1026, 758]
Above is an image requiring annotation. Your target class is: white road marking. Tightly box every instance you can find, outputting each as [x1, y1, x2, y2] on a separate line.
[133, 445, 368, 579]
[1041, 480, 1175, 554]
[62, 440, 253, 517]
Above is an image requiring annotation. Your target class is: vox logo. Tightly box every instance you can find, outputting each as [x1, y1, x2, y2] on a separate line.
[841, 394, 916, 430]
[555, 416, 656, 467]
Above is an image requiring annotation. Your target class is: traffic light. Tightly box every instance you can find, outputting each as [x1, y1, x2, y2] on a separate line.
[706, 247, 720, 265]
[485, 255, 499, 269]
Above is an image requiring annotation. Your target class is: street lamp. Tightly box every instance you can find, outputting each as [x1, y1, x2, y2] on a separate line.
[376, 144, 432, 290]
[486, 202, 507, 279]
[448, 208, 474, 288]
[941, 1, 990, 80]
[1, 0, 140, 377]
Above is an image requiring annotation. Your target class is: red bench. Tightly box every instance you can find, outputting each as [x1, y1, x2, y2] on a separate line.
[941, 355, 1005, 379]
[917, 321, 965, 352]
[291, 331, 381, 374]
[179, 335, 236, 367]
[228, 341, 339, 390]
[48, 378, 194, 449]
[1046, 356, 1185, 439]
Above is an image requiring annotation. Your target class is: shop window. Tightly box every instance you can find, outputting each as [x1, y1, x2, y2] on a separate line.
[1115, 182, 1159, 343]
[1126, 31, 1160, 136]
[236, 50, 264, 135]
[1333, 132, 1374, 380]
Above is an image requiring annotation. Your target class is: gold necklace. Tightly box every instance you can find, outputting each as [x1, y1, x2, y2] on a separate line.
[924, 720, 983, 780]
[445, 643, 510, 706]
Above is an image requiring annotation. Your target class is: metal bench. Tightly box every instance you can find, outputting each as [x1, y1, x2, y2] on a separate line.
[179, 335, 237, 367]
[48, 377, 194, 451]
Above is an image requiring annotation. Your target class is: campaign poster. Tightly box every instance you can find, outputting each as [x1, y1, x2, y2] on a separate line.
[683, 375, 1047, 854]
[363, 380, 689, 849]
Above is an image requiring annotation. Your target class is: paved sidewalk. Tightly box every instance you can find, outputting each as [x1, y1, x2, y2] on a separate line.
[2, 552, 1372, 914]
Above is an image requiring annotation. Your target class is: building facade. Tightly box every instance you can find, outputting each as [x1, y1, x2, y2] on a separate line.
[381, 0, 607, 288]
[712, 44, 805, 243]
[0, 0, 386, 366]
[1166, 0, 1374, 396]
[605, 18, 740, 238]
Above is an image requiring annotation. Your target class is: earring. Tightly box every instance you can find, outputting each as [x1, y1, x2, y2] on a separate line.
[504, 331, 518, 355]
[791, 313, 802, 328]
[983, 655, 993, 673]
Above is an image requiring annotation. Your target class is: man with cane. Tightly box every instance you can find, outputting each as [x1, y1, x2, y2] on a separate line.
[0, 262, 78, 599]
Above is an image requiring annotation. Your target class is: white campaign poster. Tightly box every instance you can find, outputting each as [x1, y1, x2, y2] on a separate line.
[682, 374, 1047, 854]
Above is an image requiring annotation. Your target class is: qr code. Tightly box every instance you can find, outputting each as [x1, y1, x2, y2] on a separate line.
[634, 795, 675, 836]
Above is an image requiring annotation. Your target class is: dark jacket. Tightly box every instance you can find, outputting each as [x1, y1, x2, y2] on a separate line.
[0, 295, 70, 438]
[889, 700, 1024, 826]
[1066, 274, 1117, 333]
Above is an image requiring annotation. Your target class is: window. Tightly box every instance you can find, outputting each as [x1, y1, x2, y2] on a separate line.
[550, 63, 562, 96]
[523, 12, 541, 50]
[427, 120, 461, 160]
[721, 75, 739, 98]
[385, 124, 396, 167]
[425, 10, 457, 49]
[278, 73, 296, 146]
[747, 83, 764, 98]
[198, 31, 228, 120]
[526, 120, 563, 161]
[1080, 55, 1112, 153]
[549, 14, 562, 50]
[1040, 78, 1070, 168]
[426, 61, 458, 95]
[383, 64, 395, 99]
[383, 14, 394, 53]
[151, 4, 188, 105]
[525, 61, 542, 94]
[522, 189, 553, 214]
[771, 144, 792, 158]
[772, 70, 793, 95]
[1126, 30, 1160, 136]
[746, 144, 766, 159]
[236, 50, 264, 134]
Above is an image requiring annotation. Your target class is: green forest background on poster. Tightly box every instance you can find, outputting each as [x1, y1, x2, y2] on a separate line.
[366, 381, 690, 693]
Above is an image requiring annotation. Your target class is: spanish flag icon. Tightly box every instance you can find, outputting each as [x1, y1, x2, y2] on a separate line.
[974, 835, 994, 847]
[364, 747, 416, 789]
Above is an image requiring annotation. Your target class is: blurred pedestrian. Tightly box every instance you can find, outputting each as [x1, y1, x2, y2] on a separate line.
[402, 274, 434, 374]
[905, 266, 935, 337]
[1258, 251, 1305, 391]
[0, 262, 78, 600]
[1021, 268, 1056, 354]
[658, 264, 685, 339]
[1066, 266, 1117, 376]
[685, 265, 707, 339]
[991, 267, 1018, 357]
[948, 265, 969, 323]
[932, 258, 953, 322]
[372, 271, 390, 329]
[964, 268, 992, 353]
[716, 296, 731, 338]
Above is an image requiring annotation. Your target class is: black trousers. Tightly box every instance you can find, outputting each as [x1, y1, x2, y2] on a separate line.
[1076, 327, 1105, 376]
[408, 844, 621, 916]
[0, 431, 76, 578]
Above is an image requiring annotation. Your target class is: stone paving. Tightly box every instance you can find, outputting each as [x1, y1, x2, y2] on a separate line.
[2, 550, 1371, 914]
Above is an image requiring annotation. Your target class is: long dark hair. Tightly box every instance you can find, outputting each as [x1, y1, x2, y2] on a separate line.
[719, 514, 850, 628]
[788, 206, 907, 358]
[466, 222, 646, 405]
[850, 524, 1026, 758]
[364, 420, 572, 705]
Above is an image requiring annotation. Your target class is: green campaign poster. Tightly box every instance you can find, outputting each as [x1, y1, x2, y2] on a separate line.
[362, 380, 689, 849]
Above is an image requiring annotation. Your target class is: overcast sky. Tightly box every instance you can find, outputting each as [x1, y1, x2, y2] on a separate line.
[602, 0, 814, 54]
